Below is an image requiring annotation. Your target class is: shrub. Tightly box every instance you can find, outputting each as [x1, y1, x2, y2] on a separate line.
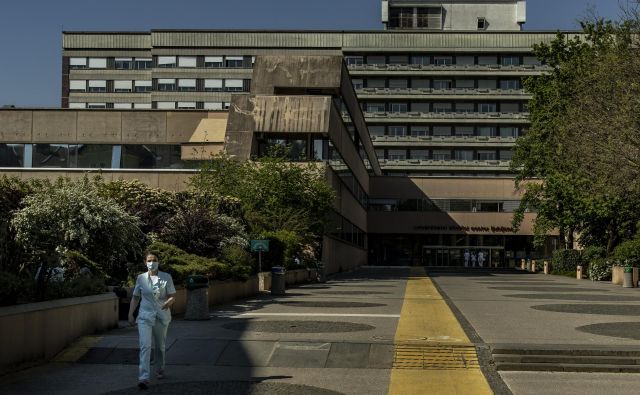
[551, 249, 582, 274]
[588, 258, 614, 281]
[61, 250, 108, 281]
[221, 245, 253, 281]
[0, 176, 34, 274]
[43, 276, 107, 301]
[581, 246, 606, 265]
[0, 271, 26, 306]
[613, 238, 640, 266]
[11, 178, 145, 285]
[261, 230, 302, 269]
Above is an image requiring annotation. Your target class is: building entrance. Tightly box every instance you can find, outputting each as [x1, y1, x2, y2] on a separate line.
[422, 246, 505, 268]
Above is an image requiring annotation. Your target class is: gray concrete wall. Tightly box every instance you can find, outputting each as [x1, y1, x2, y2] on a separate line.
[0, 293, 119, 374]
[251, 56, 343, 95]
[322, 236, 367, 274]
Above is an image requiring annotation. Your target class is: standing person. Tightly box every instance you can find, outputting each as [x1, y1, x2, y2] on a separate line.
[471, 251, 477, 268]
[478, 251, 485, 268]
[128, 253, 176, 390]
[463, 250, 470, 268]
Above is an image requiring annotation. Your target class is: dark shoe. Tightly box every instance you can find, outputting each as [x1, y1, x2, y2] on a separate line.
[138, 381, 149, 390]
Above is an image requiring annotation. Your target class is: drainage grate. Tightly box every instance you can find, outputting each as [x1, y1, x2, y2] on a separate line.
[393, 344, 480, 370]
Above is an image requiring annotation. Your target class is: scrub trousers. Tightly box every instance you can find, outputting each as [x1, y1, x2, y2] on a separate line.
[137, 315, 170, 382]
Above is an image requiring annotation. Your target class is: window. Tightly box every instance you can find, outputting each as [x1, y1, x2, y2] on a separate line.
[523, 56, 542, 66]
[456, 103, 474, 113]
[432, 150, 452, 160]
[433, 126, 452, 136]
[178, 79, 196, 91]
[87, 103, 107, 109]
[113, 103, 132, 109]
[389, 55, 409, 65]
[389, 103, 408, 113]
[345, 56, 364, 66]
[500, 127, 519, 138]
[178, 56, 197, 68]
[412, 79, 430, 89]
[502, 56, 521, 66]
[499, 150, 514, 160]
[411, 55, 429, 65]
[477, 17, 487, 30]
[479, 103, 497, 113]
[69, 57, 87, 69]
[501, 103, 520, 113]
[456, 56, 474, 65]
[375, 149, 385, 160]
[204, 79, 223, 92]
[134, 80, 152, 93]
[69, 80, 86, 92]
[368, 126, 385, 137]
[388, 79, 408, 89]
[87, 80, 106, 92]
[477, 150, 497, 160]
[411, 126, 429, 136]
[0, 144, 26, 167]
[500, 80, 520, 90]
[133, 103, 152, 109]
[88, 58, 107, 69]
[478, 80, 497, 89]
[410, 149, 429, 160]
[114, 80, 132, 93]
[225, 56, 244, 68]
[433, 80, 452, 89]
[68, 102, 86, 109]
[134, 58, 152, 70]
[455, 126, 474, 136]
[224, 79, 244, 92]
[390, 7, 414, 28]
[432, 103, 452, 113]
[157, 56, 177, 68]
[115, 57, 133, 70]
[223, 102, 231, 110]
[121, 145, 184, 169]
[75, 144, 114, 168]
[388, 126, 407, 136]
[366, 79, 385, 88]
[352, 79, 364, 89]
[33, 144, 72, 168]
[456, 80, 475, 89]
[366, 56, 386, 65]
[416, 7, 442, 29]
[455, 150, 474, 161]
[478, 56, 498, 66]
[412, 102, 429, 112]
[156, 102, 176, 110]
[177, 102, 196, 109]
[366, 103, 386, 113]
[478, 126, 497, 136]
[157, 78, 176, 91]
[204, 56, 223, 68]
[388, 149, 407, 160]
[204, 102, 223, 110]
[433, 56, 453, 66]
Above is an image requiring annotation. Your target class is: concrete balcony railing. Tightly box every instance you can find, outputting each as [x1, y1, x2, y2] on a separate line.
[347, 63, 550, 73]
[370, 135, 517, 147]
[359, 111, 530, 123]
[356, 87, 531, 99]
[377, 159, 512, 171]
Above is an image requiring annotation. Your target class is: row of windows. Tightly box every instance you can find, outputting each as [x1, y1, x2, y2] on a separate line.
[362, 101, 527, 114]
[353, 78, 522, 90]
[344, 54, 541, 67]
[375, 148, 513, 161]
[369, 198, 522, 213]
[327, 211, 366, 249]
[0, 144, 195, 170]
[69, 79, 250, 93]
[68, 56, 253, 70]
[68, 102, 231, 110]
[369, 125, 523, 138]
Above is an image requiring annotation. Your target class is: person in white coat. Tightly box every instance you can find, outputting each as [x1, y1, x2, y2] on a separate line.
[478, 251, 485, 268]
[128, 253, 176, 390]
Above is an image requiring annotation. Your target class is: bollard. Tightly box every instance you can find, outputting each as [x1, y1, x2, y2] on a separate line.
[526, 259, 532, 272]
[531, 260, 537, 273]
[521, 259, 526, 270]
[576, 265, 583, 280]
[544, 261, 550, 275]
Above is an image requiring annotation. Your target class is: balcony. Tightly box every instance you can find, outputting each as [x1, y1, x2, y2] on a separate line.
[359, 111, 530, 124]
[356, 87, 531, 100]
[370, 135, 517, 147]
[377, 159, 512, 171]
[347, 63, 550, 76]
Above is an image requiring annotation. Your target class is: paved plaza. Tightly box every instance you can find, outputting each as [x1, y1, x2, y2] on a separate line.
[3, 268, 640, 394]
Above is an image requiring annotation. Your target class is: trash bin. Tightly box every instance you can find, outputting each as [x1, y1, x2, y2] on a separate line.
[317, 262, 326, 283]
[623, 266, 634, 288]
[271, 266, 286, 295]
[185, 275, 210, 320]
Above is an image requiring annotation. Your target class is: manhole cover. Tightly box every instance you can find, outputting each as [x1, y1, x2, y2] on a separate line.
[102, 381, 345, 395]
[504, 293, 640, 301]
[222, 320, 375, 333]
[490, 286, 607, 292]
[532, 304, 640, 316]
[393, 344, 479, 370]
[576, 322, 640, 340]
[278, 301, 385, 308]
[315, 291, 390, 295]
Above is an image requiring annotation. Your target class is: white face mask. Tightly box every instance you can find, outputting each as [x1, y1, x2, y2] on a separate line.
[146, 261, 159, 271]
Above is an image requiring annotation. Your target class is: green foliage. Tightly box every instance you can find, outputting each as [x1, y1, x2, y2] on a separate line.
[220, 244, 254, 279]
[551, 249, 582, 274]
[0, 271, 25, 306]
[0, 176, 35, 274]
[613, 238, 640, 265]
[261, 230, 302, 269]
[97, 179, 178, 233]
[146, 242, 247, 284]
[581, 246, 606, 264]
[61, 250, 108, 281]
[10, 178, 145, 285]
[588, 258, 614, 281]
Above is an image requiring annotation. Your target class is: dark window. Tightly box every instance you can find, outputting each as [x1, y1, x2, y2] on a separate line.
[33, 144, 72, 168]
[74, 145, 113, 168]
[0, 144, 25, 167]
[121, 145, 185, 169]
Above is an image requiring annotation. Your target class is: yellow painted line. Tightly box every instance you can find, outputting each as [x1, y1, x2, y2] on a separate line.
[52, 336, 102, 363]
[388, 267, 492, 395]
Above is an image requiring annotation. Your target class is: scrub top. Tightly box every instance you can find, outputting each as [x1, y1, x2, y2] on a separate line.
[133, 271, 176, 324]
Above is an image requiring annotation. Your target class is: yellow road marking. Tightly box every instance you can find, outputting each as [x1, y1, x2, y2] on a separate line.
[388, 268, 492, 395]
[52, 336, 102, 363]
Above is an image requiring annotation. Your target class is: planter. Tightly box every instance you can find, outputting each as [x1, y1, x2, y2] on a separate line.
[612, 266, 624, 285]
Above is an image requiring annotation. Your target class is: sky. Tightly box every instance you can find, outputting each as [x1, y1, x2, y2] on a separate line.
[0, 0, 627, 107]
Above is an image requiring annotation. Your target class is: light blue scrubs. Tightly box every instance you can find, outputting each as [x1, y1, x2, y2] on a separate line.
[133, 271, 176, 382]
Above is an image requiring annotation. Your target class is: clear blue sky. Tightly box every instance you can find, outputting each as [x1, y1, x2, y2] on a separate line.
[0, 0, 625, 107]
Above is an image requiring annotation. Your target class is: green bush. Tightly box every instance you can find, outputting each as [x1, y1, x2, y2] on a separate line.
[552, 249, 582, 274]
[581, 246, 606, 264]
[588, 258, 614, 281]
[62, 250, 108, 281]
[145, 242, 245, 285]
[43, 277, 106, 301]
[261, 230, 302, 269]
[613, 238, 640, 265]
[0, 176, 34, 274]
[0, 271, 26, 306]
[221, 245, 253, 281]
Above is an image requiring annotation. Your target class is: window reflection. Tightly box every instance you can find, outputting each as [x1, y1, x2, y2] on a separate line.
[0, 144, 25, 167]
[121, 145, 185, 169]
[33, 144, 71, 168]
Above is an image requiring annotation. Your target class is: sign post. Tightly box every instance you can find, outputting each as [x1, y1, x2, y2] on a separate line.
[251, 240, 270, 290]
